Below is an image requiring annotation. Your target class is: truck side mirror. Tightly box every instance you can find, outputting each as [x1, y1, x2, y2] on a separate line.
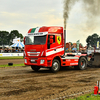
[50, 35, 53, 44]
[50, 39, 53, 44]
[50, 36, 53, 39]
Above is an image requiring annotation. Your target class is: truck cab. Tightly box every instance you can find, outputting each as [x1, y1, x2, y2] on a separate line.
[24, 26, 87, 72]
[24, 26, 64, 72]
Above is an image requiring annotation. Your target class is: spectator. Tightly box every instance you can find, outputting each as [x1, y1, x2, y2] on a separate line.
[16, 49, 18, 52]
[1, 49, 4, 53]
[0, 48, 24, 53]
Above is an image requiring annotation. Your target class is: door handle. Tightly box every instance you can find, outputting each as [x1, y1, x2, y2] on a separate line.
[54, 49, 56, 51]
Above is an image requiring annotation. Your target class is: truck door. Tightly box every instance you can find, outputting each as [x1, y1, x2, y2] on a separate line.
[47, 34, 62, 56]
[47, 35, 56, 56]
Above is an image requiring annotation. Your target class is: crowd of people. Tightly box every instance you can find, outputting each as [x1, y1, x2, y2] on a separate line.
[0, 47, 24, 53]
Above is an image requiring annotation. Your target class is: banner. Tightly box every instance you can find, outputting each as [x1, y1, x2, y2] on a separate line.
[97, 41, 99, 48]
[76, 40, 80, 51]
[13, 38, 20, 43]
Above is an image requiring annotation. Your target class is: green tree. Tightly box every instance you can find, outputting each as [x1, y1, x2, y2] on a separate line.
[0, 31, 9, 46]
[86, 33, 99, 47]
[0, 30, 24, 46]
[9, 30, 24, 45]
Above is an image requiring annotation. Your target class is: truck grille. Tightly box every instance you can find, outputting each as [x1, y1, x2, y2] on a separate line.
[27, 52, 40, 56]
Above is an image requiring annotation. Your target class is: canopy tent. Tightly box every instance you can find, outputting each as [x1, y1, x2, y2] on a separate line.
[11, 42, 24, 48]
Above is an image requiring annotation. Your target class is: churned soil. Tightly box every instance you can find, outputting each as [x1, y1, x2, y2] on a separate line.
[0, 59, 100, 100]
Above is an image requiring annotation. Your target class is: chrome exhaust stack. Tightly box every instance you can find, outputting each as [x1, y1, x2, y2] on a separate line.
[64, 18, 66, 56]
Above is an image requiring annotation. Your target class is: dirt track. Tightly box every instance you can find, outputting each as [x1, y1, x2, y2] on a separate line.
[0, 59, 24, 65]
[0, 62, 100, 100]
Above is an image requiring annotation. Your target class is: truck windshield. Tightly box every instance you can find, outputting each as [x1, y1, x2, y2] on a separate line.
[25, 35, 47, 45]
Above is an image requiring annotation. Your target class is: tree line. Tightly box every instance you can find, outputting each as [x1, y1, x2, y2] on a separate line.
[0, 30, 23, 46]
[0, 30, 99, 48]
[86, 33, 100, 48]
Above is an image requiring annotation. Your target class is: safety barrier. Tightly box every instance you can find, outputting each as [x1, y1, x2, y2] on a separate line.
[0, 53, 23, 57]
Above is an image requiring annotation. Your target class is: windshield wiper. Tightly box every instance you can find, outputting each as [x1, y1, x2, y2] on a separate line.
[34, 43, 42, 45]
[25, 44, 32, 45]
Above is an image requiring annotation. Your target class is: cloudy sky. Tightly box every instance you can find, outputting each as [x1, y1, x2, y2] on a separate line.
[0, 0, 100, 46]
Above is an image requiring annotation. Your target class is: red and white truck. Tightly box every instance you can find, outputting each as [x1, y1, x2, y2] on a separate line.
[24, 26, 87, 72]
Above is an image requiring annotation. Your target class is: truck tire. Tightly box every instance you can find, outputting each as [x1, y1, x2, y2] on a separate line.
[75, 57, 87, 70]
[51, 59, 60, 73]
[31, 66, 40, 72]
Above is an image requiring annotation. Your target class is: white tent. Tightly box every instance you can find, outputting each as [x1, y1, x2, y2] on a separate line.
[11, 42, 24, 48]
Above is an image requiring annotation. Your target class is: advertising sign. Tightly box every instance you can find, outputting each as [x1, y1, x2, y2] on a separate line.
[0, 53, 23, 57]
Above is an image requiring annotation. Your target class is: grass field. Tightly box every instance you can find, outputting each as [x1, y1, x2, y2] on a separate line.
[0, 56, 24, 60]
[0, 56, 24, 67]
[67, 92, 100, 100]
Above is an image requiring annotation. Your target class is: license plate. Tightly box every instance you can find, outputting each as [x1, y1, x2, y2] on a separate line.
[31, 59, 35, 62]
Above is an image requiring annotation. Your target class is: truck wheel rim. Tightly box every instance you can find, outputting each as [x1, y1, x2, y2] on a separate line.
[81, 60, 85, 68]
[53, 62, 58, 71]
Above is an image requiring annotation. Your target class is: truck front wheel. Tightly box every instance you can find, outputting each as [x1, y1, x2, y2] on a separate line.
[31, 66, 40, 72]
[51, 59, 60, 73]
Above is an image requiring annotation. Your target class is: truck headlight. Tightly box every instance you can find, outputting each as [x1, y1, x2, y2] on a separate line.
[40, 60, 45, 64]
[25, 59, 27, 63]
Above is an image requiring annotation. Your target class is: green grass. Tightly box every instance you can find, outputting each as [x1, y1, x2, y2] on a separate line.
[0, 63, 25, 67]
[67, 92, 100, 100]
[0, 56, 24, 60]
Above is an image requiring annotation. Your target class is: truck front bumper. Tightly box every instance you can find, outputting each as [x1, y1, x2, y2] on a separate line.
[24, 57, 52, 67]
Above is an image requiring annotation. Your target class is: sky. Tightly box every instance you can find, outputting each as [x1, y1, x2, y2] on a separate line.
[0, 0, 100, 46]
